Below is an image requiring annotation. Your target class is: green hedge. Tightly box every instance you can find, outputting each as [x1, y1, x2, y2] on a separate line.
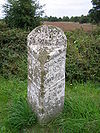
[0, 28, 29, 79]
[0, 21, 9, 31]
[66, 29, 100, 82]
[0, 26, 100, 82]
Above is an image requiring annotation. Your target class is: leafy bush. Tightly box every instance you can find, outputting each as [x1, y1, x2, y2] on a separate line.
[66, 28, 100, 82]
[0, 20, 9, 31]
[0, 28, 29, 79]
[6, 97, 37, 132]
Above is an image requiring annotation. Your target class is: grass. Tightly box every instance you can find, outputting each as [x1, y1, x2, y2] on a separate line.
[48, 82, 100, 133]
[0, 77, 27, 132]
[0, 77, 100, 133]
[6, 98, 37, 133]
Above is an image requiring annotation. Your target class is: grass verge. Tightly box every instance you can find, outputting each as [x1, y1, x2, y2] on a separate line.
[0, 77, 100, 133]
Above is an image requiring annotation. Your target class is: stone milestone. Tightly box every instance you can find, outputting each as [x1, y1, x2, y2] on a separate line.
[27, 25, 67, 124]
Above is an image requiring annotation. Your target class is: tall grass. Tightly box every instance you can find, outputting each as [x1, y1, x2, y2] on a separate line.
[6, 98, 37, 132]
[0, 77, 27, 133]
[47, 82, 100, 133]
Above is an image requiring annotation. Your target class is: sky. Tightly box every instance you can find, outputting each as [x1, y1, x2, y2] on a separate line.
[0, 0, 93, 18]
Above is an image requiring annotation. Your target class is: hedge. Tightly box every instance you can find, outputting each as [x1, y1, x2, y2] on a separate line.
[0, 23, 100, 82]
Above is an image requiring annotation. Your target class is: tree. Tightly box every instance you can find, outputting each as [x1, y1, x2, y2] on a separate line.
[62, 16, 69, 22]
[79, 15, 89, 24]
[70, 16, 80, 22]
[47, 16, 59, 22]
[89, 0, 100, 24]
[3, 0, 44, 29]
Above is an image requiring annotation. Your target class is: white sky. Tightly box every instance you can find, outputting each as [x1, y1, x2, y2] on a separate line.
[0, 0, 93, 18]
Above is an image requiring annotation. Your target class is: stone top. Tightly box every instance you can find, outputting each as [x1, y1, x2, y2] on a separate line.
[27, 25, 67, 59]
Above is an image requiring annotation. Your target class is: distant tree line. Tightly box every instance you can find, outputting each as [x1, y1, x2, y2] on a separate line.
[43, 0, 100, 24]
[1, 0, 100, 30]
[42, 15, 92, 24]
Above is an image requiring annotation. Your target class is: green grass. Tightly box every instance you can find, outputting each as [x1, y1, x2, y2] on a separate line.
[0, 77, 27, 132]
[6, 98, 37, 133]
[48, 82, 100, 133]
[0, 77, 100, 133]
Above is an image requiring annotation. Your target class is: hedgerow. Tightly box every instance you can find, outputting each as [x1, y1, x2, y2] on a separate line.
[0, 23, 100, 82]
[0, 27, 29, 79]
[66, 29, 100, 82]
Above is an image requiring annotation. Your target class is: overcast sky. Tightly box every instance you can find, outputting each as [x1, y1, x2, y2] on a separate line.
[0, 0, 92, 18]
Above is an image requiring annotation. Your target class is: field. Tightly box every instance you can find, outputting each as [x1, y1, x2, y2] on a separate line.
[44, 22, 97, 32]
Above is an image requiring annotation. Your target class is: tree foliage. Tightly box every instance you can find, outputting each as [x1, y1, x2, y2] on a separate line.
[3, 0, 44, 29]
[43, 15, 91, 24]
[89, 0, 100, 24]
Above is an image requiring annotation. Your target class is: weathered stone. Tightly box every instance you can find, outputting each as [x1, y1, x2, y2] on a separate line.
[27, 25, 67, 124]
